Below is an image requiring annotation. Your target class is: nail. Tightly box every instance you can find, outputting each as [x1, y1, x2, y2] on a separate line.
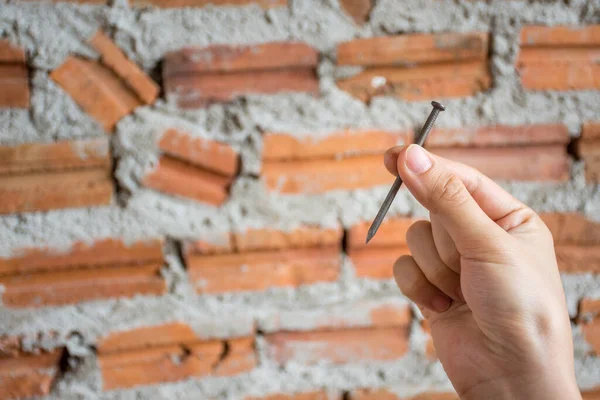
[432, 295, 451, 313]
[406, 145, 433, 175]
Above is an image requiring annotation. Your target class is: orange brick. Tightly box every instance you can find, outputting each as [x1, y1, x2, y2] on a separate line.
[426, 124, 569, 148]
[0, 168, 113, 215]
[518, 62, 600, 91]
[262, 130, 412, 161]
[51, 56, 142, 132]
[261, 155, 394, 194]
[183, 232, 234, 256]
[158, 129, 239, 177]
[130, 0, 287, 8]
[0, 263, 166, 307]
[583, 122, 600, 141]
[247, 391, 338, 400]
[520, 25, 600, 47]
[0, 238, 163, 276]
[187, 247, 341, 293]
[350, 389, 458, 400]
[143, 155, 230, 206]
[166, 68, 319, 108]
[214, 337, 256, 376]
[233, 226, 343, 253]
[517, 47, 600, 64]
[265, 326, 409, 365]
[540, 213, 600, 246]
[89, 31, 159, 104]
[340, 0, 372, 25]
[347, 217, 418, 252]
[350, 247, 411, 279]
[580, 298, 600, 321]
[337, 32, 488, 67]
[585, 157, 600, 183]
[337, 61, 491, 102]
[0, 64, 30, 108]
[0, 138, 110, 176]
[0, 39, 26, 63]
[555, 245, 600, 274]
[369, 304, 412, 328]
[582, 319, 600, 355]
[98, 323, 200, 354]
[579, 141, 600, 159]
[164, 42, 318, 76]
[0, 336, 21, 358]
[583, 388, 600, 400]
[0, 350, 63, 399]
[432, 145, 569, 181]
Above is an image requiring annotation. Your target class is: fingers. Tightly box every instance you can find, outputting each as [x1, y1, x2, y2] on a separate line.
[406, 220, 462, 301]
[394, 255, 452, 313]
[395, 145, 508, 254]
[384, 146, 402, 176]
[430, 214, 461, 274]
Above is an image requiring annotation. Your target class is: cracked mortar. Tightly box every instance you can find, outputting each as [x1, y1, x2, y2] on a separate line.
[1, 0, 600, 398]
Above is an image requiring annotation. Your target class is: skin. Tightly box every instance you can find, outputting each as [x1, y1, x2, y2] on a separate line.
[384, 144, 581, 400]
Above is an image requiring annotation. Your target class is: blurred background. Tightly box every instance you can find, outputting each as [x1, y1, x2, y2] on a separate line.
[0, 0, 599, 399]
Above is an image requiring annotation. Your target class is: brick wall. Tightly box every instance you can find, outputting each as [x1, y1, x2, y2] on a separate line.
[0, 0, 599, 399]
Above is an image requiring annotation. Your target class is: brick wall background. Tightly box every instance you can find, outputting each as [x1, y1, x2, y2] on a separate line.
[1, 0, 600, 399]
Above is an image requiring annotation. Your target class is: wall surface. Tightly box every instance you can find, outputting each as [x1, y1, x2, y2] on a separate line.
[1, 0, 600, 399]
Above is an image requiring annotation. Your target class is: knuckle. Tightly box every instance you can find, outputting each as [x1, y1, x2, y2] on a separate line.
[430, 174, 469, 210]
[394, 256, 422, 295]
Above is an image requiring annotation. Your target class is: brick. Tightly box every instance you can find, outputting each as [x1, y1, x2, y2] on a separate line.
[143, 155, 231, 206]
[582, 319, 600, 355]
[350, 389, 458, 400]
[518, 63, 600, 91]
[51, 56, 142, 132]
[158, 129, 239, 177]
[583, 388, 600, 400]
[0, 138, 110, 176]
[130, 0, 287, 8]
[265, 326, 409, 365]
[98, 323, 200, 354]
[183, 232, 234, 256]
[0, 263, 166, 307]
[555, 245, 600, 273]
[232, 226, 343, 253]
[583, 122, 600, 141]
[0, 336, 21, 358]
[0, 39, 26, 63]
[0, 350, 63, 399]
[517, 47, 600, 64]
[337, 32, 488, 67]
[580, 298, 600, 321]
[585, 158, 600, 183]
[579, 141, 600, 159]
[350, 247, 411, 279]
[261, 155, 394, 194]
[432, 145, 569, 181]
[165, 68, 319, 108]
[520, 25, 600, 47]
[164, 42, 318, 76]
[426, 124, 570, 148]
[187, 247, 340, 293]
[347, 217, 418, 252]
[262, 130, 412, 161]
[337, 61, 491, 102]
[0, 238, 163, 276]
[540, 213, 600, 246]
[340, 0, 372, 25]
[0, 168, 113, 215]
[247, 391, 338, 400]
[213, 337, 256, 376]
[0, 64, 30, 108]
[89, 31, 159, 104]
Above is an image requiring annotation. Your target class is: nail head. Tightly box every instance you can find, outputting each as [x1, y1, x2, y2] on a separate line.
[431, 101, 446, 111]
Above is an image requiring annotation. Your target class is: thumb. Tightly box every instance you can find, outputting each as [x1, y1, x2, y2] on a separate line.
[397, 144, 507, 255]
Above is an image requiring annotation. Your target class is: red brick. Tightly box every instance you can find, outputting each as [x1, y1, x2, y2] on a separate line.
[0, 64, 30, 108]
[520, 25, 600, 47]
[158, 129, 239, 177]
[166, 68, 319, 108]
[51, 56, 142, 132]
[130, 0, 287, 8]
[432, 145, 569, 181]
[585, 157, 600, 183]
[0, 336, 21, 358]
[262, 130, 412, 161]
[583, 388, 600, 400]
[583, 122, 600, 141]
[0, 168, 113, 215]
[350, 247, 411, 279]
[0, 238, 163, 276]
[350, 389, 458, 400]
[0, 138, 110, 176]
[0, 350, 63, 399]
[213, 337, 256, 376]
[183, 232, 234, 256]
[89, 31, 159, 104]
[337, 61, 491, 102]
[426, 124, 569, 148]
[265, 326, 409, 365]
[143, 155, 231, 206]
[0, 39, 26, 63]
[164, 42, 318, 76]
[555, 245, 600, 273]
[233, 226, 343, 253]
[540, 213, 600, 246]
[580, 298, 600, 321]
[347, 217, 418, 252]
[261, 155, 394, 194]
[518, 63, 600, 91]
[187, 247, 341, 293]
[517, 47, 600, 64]
[98, 323, 200, 354]
[247, 391, 338, 400]
[337, 32, 488, 67]
[340, 0, 372, 25]
[579, 141, 600, 159]
[0, 263, 166, 307]
[582, 319, 600, 355]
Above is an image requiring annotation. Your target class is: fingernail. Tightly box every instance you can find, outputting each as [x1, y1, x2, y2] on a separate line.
[432, 295, 451, 313]
[455, 286, 465, 302]
[406, 145, 433, 175]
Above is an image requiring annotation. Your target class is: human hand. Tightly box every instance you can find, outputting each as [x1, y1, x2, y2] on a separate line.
[384, 144, 581, 400]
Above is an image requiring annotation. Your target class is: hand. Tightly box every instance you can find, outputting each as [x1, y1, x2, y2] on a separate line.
[384, 144, 581, 400]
